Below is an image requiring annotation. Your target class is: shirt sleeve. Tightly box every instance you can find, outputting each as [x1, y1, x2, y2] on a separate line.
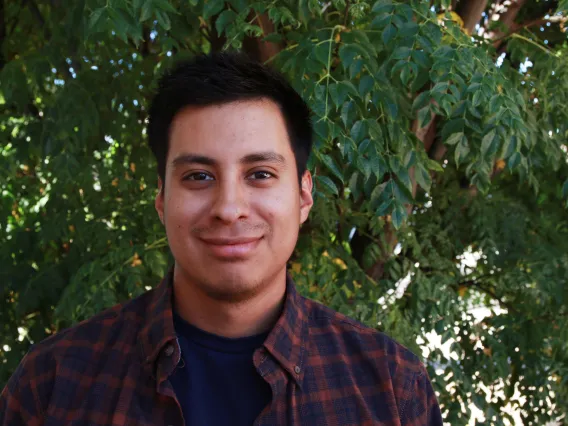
[0, 347, 48, 426]
[400, 365, 444, 426]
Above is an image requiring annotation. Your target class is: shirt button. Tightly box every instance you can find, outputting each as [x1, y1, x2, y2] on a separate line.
[294, 365, 301, 374]
[164, 344, 174, 357]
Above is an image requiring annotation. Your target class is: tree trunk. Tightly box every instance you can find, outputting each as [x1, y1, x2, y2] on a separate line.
[455, 0, 488, 34]
[242, 14, 281, 63]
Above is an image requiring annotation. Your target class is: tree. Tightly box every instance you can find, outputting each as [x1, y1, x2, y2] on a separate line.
[1, 0, 567, 424]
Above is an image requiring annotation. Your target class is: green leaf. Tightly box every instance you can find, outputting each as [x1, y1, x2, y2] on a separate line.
[358, 75, 374, 98]
[412, 92, 430, 112]
[89, 7, 106, 31]
[410, 72, 430, 93]
[140, 0, 153, 21]
[431, 81, 449, 94]
[481, 130, 496, 155]
[144, 250, 168, 278]
[203, 0, 225, 20]
[348, 172, 360, 199]
[228, 0, 249, 12]
[349, 58, 364, 79]
[351, 120, 367, 143]
[385, 99, 398, 119]
[411, 50, 431, 69]
[153, 0, 179, 14]
[376, 198, 393, 217]
[372, 2, 394, 14]
[393, 46, 411, 59]
[368, 120, 383, 142]
[442, 118, 465, 139]
[391, 203, 406, 230]
[472, 90, 483, 107]
[455, 137, 470, 166]
[562, 179, 568, 199]
[341, 101, 355, 127]
[331, 81, 356, 108]
[320, 154, 344, 183]
[400, 63, 414, 87]
[370, 154, 386, 179]
[358, 139, 371, 155]
[316, 175, 339, 195]
[426, 159, 444, 172]
[108, 8, 132, 41]
[398, 22, 419, 37]
[357, 156, 372, 179]
[508, 151, 521, 170]
[339, 44, 359, 69]
[395, 168, 412, 193]
[445, 132, 464, 146]
[371, 181, 389, 203]
[216, 10, 237, 36]
[315, 40, 332, 66]
[382, 24, 397, 45]
[313, 120, 329, 140]
[339, 80, 358, 98]
[155, 10, 171, 30]
[418, 106, 432, 128]
[466, 82, 482, 93]
[371, 13, 392, 29]
[415, 164, 432, 191]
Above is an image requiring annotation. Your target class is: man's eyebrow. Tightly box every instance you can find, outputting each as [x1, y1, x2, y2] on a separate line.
[240, 152, 287, 166]
[171, 154, 217, 168]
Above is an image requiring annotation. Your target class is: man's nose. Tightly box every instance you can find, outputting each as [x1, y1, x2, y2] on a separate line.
[210, 179, 249, 224]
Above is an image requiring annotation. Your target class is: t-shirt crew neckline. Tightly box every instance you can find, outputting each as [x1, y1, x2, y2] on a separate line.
[173, 311, 270, 354]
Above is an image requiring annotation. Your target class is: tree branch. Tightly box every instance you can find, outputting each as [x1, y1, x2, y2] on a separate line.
[488, 0, 527, 49]
[0, 0, 6, 70]
[458, 276, 517, 313]
[24, 0, 50, 39]
[493, 17, 549, 44]
[343, 1, 351, 27]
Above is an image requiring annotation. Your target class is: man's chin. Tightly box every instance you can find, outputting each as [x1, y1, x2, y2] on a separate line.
[198, 274, 264, 303]
[190, 262, 263, 303]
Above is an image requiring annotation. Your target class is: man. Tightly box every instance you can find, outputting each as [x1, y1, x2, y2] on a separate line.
[1, 53, 443, 426]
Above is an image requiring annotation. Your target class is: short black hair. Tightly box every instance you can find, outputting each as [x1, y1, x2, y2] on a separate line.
[147, 52, 312, 184]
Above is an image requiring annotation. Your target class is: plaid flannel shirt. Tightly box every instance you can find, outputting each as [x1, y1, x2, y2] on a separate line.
[1, 271, 443, 425]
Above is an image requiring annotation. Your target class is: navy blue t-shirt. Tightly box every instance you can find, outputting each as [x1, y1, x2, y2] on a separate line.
[169, 312, 272, 426]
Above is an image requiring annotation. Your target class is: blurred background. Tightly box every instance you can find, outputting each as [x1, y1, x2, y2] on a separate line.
[1, 0, 567, 424]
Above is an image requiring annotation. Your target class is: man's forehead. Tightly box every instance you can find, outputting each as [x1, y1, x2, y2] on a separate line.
[167, 100, 294, 168]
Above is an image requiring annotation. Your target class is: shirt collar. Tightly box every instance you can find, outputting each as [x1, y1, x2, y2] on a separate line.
[138, 268, 310, 387]
[262, 273, 310, 388]
[138, 268, 178, 367]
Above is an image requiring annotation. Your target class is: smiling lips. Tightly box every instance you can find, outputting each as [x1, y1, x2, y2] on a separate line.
[199, 236, 263, 259]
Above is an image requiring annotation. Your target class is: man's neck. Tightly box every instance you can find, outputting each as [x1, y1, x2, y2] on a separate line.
[171, 267, 287, 339]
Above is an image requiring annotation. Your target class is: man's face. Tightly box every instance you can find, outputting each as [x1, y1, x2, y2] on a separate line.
[155, 99, 313, 302]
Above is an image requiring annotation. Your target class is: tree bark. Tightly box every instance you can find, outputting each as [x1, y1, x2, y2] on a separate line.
[242, 13, 281, 63]
[455, 0, 488, 34]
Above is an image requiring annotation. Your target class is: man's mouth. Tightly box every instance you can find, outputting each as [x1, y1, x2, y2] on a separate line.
[199, 236, 263, 259]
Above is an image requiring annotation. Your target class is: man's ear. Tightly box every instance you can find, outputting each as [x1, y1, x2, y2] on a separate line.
[155, 176, 165, 225]
[299, 170, 314, 225]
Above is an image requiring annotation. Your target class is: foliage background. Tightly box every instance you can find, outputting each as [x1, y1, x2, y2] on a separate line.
[1, 0, 568, 424]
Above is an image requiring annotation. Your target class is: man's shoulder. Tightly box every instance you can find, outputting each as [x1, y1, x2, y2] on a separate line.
[25, 288, 155, 364]
[303, 296, 424, 374]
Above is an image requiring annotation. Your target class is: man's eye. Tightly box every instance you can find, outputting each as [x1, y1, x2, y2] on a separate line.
[184, 172, 213, 181]
[249, 171, 273, 180]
